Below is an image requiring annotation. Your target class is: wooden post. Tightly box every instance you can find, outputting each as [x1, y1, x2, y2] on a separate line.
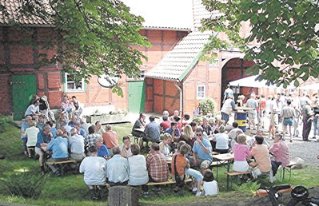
[108, 186, 139, 206]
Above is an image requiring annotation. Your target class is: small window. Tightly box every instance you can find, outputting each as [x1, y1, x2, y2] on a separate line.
[65, 73, 85, 92]
[197, 85, 205, 99]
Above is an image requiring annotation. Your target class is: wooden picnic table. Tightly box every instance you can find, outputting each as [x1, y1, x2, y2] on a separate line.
[213, 153, 234, 190]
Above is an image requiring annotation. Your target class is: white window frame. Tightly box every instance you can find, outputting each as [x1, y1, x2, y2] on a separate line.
[197, 85, 205, 99]
[64, 73, 85, 92]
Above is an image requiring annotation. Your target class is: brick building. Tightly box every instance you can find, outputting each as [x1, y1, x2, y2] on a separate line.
[0, 0, 255, 120]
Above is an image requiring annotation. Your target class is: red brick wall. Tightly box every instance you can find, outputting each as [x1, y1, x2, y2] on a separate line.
[0, 74, 11, 114]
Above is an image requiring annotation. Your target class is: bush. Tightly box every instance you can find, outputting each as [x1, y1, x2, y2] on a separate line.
[1, 171, 47, 199]
[198, 98, 216, 116]
[0, 116, 14, 133]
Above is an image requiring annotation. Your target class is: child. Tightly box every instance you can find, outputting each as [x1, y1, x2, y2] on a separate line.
[202, 169, 218, 196]
[233, 134, 250, 172]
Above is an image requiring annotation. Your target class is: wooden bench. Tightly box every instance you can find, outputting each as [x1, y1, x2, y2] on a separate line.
[45, 159, 77, 175]
[147, 178, 192, 186]
[225, 171, 251, 190]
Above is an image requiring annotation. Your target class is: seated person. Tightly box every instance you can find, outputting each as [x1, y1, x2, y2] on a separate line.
[102, 124, 119, 151]
[96, 137, 110, 159]
[172, 143, 203, 196]
[79, 146, 107, 200]
[233, 134, 250, 172]
[160, 115, 171, 132]
[192, 127, 213, 167]
[128, 144, 149, 186]
[25, 120, 40, 157]
[24, 100, 40, 117]
[201, 169, 218, 196]
[120, 136, 132, 158]
[159, 133, 172, 157]
[68, 128, 85, 161]
[269, 133, 290, 176]
[106, 147, 129, 186]
[146, 143, 169, 183]
[250, 135, 272, 179]
[35, 125, 53, 174]
[46, 129, 69, 175]
[180, 125, 195, 147]
[201, 117, 212, 136]
[94, 121, 105, 136]
[144, 116, 161, 143]
[85, 125, 101, 148]
[165, 122, 181, 141]
[212, 125, 230, 154]
[131, 113, 146, 138]
[228, 122, 243, 147]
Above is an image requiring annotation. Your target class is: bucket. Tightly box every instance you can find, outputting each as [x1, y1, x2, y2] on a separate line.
[235, 112, 247, 132]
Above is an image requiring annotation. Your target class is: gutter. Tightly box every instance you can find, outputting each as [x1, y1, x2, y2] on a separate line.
[174, 82, 183, 117]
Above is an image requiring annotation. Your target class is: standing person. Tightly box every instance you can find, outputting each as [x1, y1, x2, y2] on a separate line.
[144, 116, 161, 143]
[79, 146, 107, 200]
[312, 95, 319, 139]
[246, 94, 258, 130]
[269, 134, 290, 177]
[25, 121, 40, 158]
[107, 147, 129, 186]
[302, 100, 314, 141]
[221, 96, 236, 124]
[102, 124, 119, 151]
[268, 96, 278, 139]
[233, 134, 250, 172]
[258, 94, 267, 129]
[281, 100, 295, 142]
[223, 84, 234, 103]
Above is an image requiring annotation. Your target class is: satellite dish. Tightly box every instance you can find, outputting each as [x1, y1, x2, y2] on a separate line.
[98, 74, 119, 88]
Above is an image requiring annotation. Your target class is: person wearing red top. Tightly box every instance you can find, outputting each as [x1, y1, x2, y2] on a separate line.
[102, 124, 118, 150]
[160, 115, 171, 132]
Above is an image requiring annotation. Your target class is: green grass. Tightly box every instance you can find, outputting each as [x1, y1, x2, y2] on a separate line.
[0, 116, 319, 205]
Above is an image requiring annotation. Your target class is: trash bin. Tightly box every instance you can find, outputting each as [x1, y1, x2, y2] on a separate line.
[235, 111, 247, 132]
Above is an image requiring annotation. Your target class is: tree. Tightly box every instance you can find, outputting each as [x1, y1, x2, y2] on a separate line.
[201, 0, 319, 87]
[0, 0, 149, 95]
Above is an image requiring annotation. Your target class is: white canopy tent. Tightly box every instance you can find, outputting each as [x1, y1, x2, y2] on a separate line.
[229, 75, 274, 88]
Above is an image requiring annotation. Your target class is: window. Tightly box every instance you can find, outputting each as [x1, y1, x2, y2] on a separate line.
[197, 85, 205, 99]
[65, 73, 85, 92]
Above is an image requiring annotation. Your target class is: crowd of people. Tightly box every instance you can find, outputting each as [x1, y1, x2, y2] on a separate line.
[19, 89, 319, 200]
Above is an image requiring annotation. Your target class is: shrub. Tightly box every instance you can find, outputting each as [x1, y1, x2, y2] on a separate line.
[198, 98, 216, 116]
[0, 116, 14, 133]
[1, 171, 47, 199]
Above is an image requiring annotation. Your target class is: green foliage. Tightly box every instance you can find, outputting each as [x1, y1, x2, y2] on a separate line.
[233, 181, 260, 195]
[0, 171, 47, 199]
[2, 0, 150, 95]
[202, 0, 319, 85]
[198, 98, 216, 115]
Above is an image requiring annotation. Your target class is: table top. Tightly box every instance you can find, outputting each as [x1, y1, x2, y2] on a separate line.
[214, 153, 234, 161]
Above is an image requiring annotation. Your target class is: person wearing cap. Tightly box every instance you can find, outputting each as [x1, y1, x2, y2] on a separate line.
[144, 116, 161, 143]
[192, 127, 213, 167]
[302, 99, 314, 141]
[281, 99, 295, 142]
[79, 145, 107, 200]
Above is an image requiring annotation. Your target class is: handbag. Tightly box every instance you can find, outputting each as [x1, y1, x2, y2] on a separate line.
[173, 154, 185, 187]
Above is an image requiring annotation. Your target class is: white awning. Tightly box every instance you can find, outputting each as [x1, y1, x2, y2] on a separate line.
[229, 75, 272, 88]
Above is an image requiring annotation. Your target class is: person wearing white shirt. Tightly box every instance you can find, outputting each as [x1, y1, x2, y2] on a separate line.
[79, 146, 107, 200]
[107, 147, 129, 186]
[128, 144, 149, 186]
[201, 169, 218, 196]
[24, 101, 40, 117]
[25, 121, 40, 157]
[68, 128, 85, 161]
[212, 125, 229, 154]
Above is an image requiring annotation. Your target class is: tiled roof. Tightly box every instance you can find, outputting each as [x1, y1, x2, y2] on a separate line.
[144, 31, 211, 81]
[0, 0, 53, 26]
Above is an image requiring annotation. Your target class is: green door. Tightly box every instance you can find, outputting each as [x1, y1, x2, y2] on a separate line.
[128, 81, 145, 113]
[12, 75, 37, 120]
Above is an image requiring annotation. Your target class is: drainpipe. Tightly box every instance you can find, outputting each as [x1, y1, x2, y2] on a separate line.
[174, 82, 183, 116]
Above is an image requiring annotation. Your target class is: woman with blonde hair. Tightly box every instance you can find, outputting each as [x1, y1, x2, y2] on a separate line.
[180, 125, 195, 146]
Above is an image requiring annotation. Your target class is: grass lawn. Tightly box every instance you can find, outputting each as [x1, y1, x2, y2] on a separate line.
[0, 116, 319, 205]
